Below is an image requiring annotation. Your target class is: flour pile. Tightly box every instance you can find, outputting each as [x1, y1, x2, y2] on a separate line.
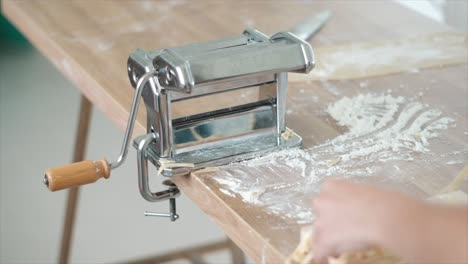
[212, 93, 457, 224]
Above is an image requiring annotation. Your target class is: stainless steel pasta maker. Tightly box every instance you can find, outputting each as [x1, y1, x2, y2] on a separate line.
[44, 28, 315, 221]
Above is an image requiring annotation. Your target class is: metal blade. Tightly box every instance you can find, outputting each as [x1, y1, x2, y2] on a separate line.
[289, 10, 332, 41]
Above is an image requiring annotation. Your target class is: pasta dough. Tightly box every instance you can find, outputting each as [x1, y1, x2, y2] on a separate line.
[157, 161, 194, 176]
[285, 226, 400, 264]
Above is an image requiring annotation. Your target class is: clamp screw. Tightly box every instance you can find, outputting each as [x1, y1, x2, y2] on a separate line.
[144, 181, 180, 221]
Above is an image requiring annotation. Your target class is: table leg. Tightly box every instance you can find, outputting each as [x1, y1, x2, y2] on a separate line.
[55, 96, 245, 264]
[58, 95, 93, 264]
[228, 238, 246, 264]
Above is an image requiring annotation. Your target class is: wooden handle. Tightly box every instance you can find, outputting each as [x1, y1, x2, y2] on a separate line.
[44, 159, 110, 191]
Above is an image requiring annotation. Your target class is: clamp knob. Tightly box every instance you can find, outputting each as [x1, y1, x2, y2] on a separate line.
[144, 180, 180, 221]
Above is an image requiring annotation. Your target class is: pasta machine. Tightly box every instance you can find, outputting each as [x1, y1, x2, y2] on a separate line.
[43, 28, 315, 221]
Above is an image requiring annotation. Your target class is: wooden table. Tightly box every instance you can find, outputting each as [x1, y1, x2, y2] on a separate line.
[4, 1, 467, 263]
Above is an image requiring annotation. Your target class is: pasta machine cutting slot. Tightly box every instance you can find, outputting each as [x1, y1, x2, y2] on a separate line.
[43, 28, 315, 221]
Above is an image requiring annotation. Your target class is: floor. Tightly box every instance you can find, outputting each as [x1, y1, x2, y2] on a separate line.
[0, 1, 464, 263]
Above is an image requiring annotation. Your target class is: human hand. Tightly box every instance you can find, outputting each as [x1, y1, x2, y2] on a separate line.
[311, 179, 424, 263]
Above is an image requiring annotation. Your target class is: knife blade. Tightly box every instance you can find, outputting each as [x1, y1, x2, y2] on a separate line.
[289, 10, 332, 41]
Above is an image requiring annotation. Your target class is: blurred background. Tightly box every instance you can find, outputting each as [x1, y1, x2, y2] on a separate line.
[0, 0, 466, 263]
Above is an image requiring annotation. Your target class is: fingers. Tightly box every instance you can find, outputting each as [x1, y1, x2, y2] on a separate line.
[319, 179, 356, 202]
[313, 178, 350, 217]
[321, 178, 362, 194]
[314, 220, 373, 263]
[312, 179, 376, 262]
[312, 220, 334, 263]
[321, 178, 341, 193]
[313, 179, 342, 211]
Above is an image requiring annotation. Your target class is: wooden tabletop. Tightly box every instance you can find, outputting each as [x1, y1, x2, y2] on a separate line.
[4, 1, 467, 263]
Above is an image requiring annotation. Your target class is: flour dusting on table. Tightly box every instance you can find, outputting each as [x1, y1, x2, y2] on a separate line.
[289, 33, 468, 81]
[212, 93, 459, 224]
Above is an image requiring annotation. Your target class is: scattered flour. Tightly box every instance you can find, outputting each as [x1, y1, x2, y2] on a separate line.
[326, 94, 455, 161]
[359, 81, 369, 88]
[314, 42, 439, 77]
[219, 188, 236, 197]
[446, 160, 463, 165]
[320, 80, 341, 96]
[212, 93, 461, 224]
[293, 33, 468, 81]
[242, 17, 256, 27]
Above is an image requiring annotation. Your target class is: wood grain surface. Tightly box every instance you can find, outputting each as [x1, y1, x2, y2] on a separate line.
[3, 1, 467, 263]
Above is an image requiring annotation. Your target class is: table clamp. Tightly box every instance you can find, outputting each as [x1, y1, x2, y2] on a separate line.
[43, 28, 315, 221]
